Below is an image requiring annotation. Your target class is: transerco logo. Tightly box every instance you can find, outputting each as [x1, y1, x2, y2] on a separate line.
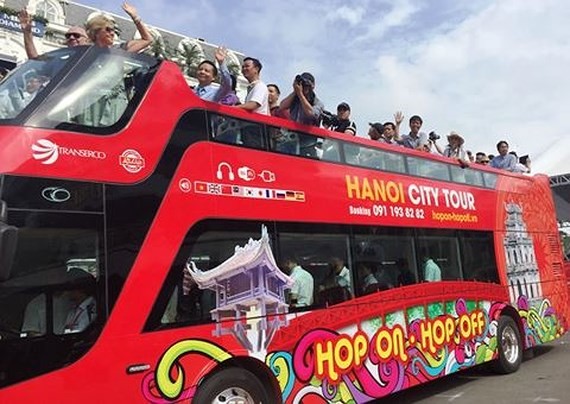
[31, 139, 107, 165]
[32, 139, 59, 165]
[119, 149, 145, 173]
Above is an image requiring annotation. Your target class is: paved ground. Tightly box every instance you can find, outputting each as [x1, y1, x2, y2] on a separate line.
[376, 332, 570, 404]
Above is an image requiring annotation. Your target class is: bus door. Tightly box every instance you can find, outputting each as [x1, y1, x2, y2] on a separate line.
[0, 176, 104, 387]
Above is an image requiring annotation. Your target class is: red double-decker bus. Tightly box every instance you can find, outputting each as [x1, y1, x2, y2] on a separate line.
[0, 46, 567, 403]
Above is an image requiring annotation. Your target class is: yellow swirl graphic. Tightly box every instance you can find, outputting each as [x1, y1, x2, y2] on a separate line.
[424, 348, 447, 368]
[156, 340, 233, 400]
[266, 353, 290, 393]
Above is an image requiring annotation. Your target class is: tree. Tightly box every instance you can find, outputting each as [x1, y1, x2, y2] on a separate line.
[176, 41, 202, 78]
[227, 61, 240, 77]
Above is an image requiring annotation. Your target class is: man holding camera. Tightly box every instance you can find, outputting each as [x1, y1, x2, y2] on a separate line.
[279, 72, 324, 126]
[424, 131, 444, 155]
[323, 102, 357, 135]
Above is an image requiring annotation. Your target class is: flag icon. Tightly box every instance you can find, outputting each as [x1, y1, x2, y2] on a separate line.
[195, 181, 208, 193]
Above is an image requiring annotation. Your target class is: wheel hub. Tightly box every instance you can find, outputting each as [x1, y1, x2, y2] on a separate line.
[501, 325, 520, 364]
[212, 387, 256, 404]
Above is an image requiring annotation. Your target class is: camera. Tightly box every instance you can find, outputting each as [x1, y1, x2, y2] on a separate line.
[295, 74, 312, 87]
[428, 131, 440, 141]
[320, 110, 339, 127]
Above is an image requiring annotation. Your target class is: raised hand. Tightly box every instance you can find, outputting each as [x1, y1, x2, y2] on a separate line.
[214, 46, 227, 64]
[122, 2, 139, 20]
[394, 111, 404, 126]
[18, 9, 33, 33]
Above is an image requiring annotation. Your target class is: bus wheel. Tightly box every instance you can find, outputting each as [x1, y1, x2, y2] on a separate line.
[193, 367, 271, 404]
[492, 316, 522, 374]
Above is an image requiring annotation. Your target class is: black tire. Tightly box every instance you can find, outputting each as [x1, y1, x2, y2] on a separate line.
[492, 315, 523, 374]
[192, 367, 272, 404]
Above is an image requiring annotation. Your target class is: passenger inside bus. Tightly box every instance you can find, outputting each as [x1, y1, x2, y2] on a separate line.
[21, 268, 96, 337]
[420, 249, 442, 282]
[373, 262, 395, 288]
[0, 73, 49, 118]
[318, 257, 353, 305]
[396, 258, 415, 286]
[358, 261, 380, 295]
[330, 257, 352, 292]
[281, 257, 314, 307]
[0, 87, 14, 117]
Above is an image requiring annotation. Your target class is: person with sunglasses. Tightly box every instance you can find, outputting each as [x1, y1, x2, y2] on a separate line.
[19, 9, 88, 60]
[85, 2, 151, 53]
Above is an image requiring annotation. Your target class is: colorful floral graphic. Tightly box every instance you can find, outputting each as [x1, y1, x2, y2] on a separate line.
[142, 297, 564, 403]
[517, 295, 564, 346]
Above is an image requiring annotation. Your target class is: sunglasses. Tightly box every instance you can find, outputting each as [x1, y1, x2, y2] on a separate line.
[65, 33, 83, 39]
[103, 26, 116, 33]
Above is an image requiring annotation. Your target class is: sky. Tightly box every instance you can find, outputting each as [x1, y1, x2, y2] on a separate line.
[78, 0, 570, 175]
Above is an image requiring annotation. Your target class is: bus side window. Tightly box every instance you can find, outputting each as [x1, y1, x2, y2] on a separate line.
[395, 258, 416, 286]
[343, 143, 361, 166]
[358, 147, 385, 170]
[450, 166, 484, 187]
[460, 231, 499, 282]
[277, 229, 352, 307]
[407, 156, 451, 181]
[297, 133, 322, 159]
[20, 269, 97, 337]
[154, 223, 269, 328]
[320, 138, 341, 162]
[483, 172, 498, 188]
[210, 115, 240, 145]
[209, 114, 265, 150]
[269, 127, 300, 156]
[268, 126, 329, 161]
[353, 229, 417, 295]
[416, 232, 462, 281]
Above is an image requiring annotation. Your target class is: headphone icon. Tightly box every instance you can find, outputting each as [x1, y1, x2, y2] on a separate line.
[216, 162, 235, 181]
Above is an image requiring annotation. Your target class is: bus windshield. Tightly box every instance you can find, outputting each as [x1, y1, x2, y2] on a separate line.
[0, 46, 160, 132]
[0, 47, 78, 120]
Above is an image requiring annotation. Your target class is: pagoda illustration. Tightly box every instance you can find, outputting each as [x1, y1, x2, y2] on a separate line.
[186, 226, 293, 355]
[503, 203, 543, 303]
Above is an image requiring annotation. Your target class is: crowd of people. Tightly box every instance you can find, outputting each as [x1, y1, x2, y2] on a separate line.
[187, 44, 531, 174]
[13, 1, 530, 174]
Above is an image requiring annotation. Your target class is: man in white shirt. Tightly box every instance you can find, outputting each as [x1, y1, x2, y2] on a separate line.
[421, 249, 442, 282]
[235, 57, 269, 115]
[234, 57, 269, 148]
[21, 289, 96, 336]
[331, 257, 353, 297]
[282, 258, 314, 307]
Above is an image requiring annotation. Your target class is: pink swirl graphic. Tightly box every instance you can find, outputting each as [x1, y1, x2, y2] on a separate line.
[293, 328, 339, 382]
[141, 372, 196, 403]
